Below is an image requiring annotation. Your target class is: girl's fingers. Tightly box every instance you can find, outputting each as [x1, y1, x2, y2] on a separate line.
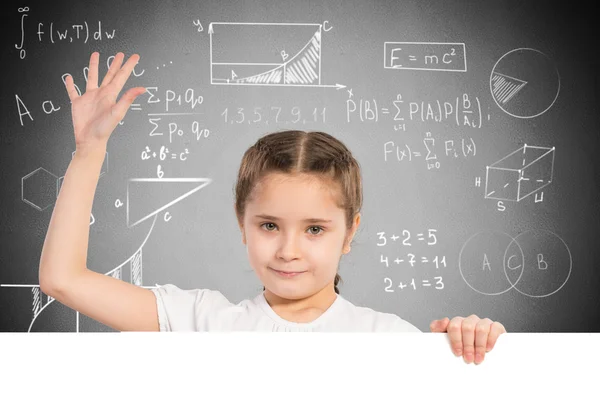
[86, 52, 99, 91]
[429, 317, 449, 332]
[111, 87, 146, 121]
[100, 52, 124, 87]
[474, 319, 492, 364]
[461, 315, 479, 363]
[64, 74, 80, 101]
[446, 317, 464, 356]
[486, 321, 507, 352]
[111, 54, 141, 95]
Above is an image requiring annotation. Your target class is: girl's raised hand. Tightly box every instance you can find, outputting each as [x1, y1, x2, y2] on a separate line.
[64, 52, 146, 151]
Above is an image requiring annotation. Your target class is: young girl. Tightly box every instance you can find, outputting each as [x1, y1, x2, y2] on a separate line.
[39, 52, 506, 363]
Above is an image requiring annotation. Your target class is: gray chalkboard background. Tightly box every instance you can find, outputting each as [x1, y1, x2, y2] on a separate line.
[1, 0, 598, 332]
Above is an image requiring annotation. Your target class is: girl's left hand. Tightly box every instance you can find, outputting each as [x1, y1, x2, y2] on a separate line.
[429, 315, 507, 365]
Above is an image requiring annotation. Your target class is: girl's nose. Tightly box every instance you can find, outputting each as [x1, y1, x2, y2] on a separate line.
[276, 235, 301, 261]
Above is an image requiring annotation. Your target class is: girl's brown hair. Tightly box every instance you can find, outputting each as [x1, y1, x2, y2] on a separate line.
[234, 130, 363, 294]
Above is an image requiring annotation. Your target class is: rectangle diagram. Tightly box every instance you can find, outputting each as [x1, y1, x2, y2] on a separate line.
[384, 42, 466, 72]
[210, 22, 323, 86]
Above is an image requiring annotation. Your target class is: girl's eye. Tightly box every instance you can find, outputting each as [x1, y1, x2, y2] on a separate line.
[261, 223, 324, 236]
[263, 223, 276, 231]
[308, 226, 324, 235]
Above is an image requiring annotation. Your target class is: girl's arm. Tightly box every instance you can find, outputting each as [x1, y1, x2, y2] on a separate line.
[38, 52, 158, 331]
[39, 143, 106, 290]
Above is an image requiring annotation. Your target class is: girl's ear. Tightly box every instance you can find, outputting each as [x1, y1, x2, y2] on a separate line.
[353, 212, 361, 231]
[343, 235, 352, 254]
[342, 213, 360, 254]
[236, 211, 245, 244]
[237, 220, 246, 245]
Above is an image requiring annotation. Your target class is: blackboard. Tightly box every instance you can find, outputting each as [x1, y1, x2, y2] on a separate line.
[1, 0, 598, 332]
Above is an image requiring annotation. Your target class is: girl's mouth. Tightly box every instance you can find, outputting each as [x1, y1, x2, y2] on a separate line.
[269, 267, 305, 278]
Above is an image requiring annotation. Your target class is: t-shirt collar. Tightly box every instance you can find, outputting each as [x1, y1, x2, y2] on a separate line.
[255, 291, 343, 328]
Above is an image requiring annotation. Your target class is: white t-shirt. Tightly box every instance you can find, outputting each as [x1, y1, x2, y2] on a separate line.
[150, 283, 422, 332]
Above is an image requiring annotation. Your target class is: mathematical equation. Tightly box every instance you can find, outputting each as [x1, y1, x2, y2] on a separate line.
[122, 86, 210, 148]
[347, 93, 486, 130]
[380, 254, 447, 268]
[384, 42, 467, 72]
[376, 229, 439, 246]
[133, 87, 211, 176]
[141, 146, 190, 162]
[384, 276, 444, 292]
[384, 131, 476, 170]
[377, 228, 447, 292]
[14, 6, 116, 59]
[141, 146, 193, 178]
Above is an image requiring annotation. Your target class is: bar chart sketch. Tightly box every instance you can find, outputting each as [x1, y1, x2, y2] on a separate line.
[209, 22, 343, 89]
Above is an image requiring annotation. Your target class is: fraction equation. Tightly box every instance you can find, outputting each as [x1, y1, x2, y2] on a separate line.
[347, 93, 486, 129]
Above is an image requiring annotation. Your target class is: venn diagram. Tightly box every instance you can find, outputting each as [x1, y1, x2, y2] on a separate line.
[459, 229, 571, 297]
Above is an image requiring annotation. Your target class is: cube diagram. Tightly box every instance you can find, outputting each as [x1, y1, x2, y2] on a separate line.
[485, 144, 555, 202]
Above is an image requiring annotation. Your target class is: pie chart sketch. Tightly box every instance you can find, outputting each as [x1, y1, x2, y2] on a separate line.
[490, 48, 560, 118]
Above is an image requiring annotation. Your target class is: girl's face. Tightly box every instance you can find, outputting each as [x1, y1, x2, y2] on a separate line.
[239, 172, 359, 300]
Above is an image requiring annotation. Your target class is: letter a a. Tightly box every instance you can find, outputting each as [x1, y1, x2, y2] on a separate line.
[16, 94, 34, 126]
